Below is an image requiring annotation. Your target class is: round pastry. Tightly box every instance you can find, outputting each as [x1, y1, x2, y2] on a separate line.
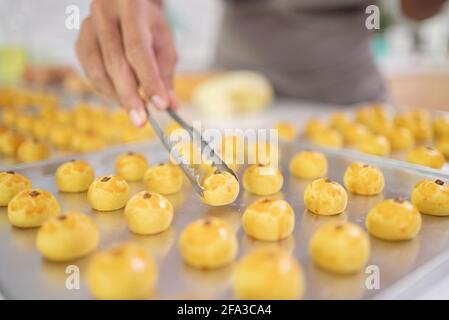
[242, 198, 294, 241]
[433, 116, 449, 139]
[329, 111, 351, 132]
[0, 131, 24, 156]
[304, 178, 347, 215]
[341, 123, 371, 145]
[32, 118, 51, 140]
[201, 170, 240, 206]
[87, 243, 157, 300]
[115, 152, 148, 182]
[49, 125, 73, 150]
[124, 191, 173, 235]
[144, 163, 183, 195]
[55, 160, 95, 193]
[233, 248, 305, 300]
[309, 127, 343, 149]
[16, 138, 50, 163]
[387, 127, 415, 151]
[15, 115, 35, 134]
[411, 179, 449, 216]
[406, 146, 445, 169]
[87, 175, 130, 211]
[179, 218, 238, 269]
[289, 151, 328, 179]
[435, 137, 449, 159]
[37, 212, 99, 261]
[394, 110, 433, 141]
[8, 189, 60, 228]
[343, 163, 384, 196]
[242, 164, 283, 196]
[356, 104, 392, 135]
[304, 118, 327, 138]
[309, 222, 370, 274]
[366, 198, 421, 240]
[274, 122, 296, 141]
[357, 134, 391, 156]
[0, 171, 32, 206]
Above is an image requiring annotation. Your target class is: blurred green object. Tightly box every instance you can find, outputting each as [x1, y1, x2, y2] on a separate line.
[0, 46, 27, 85]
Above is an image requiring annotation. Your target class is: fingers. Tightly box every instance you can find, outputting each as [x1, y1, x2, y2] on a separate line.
[76, 17, 117, 101]
[90, 0, 147, 127]
[153, 19, 179, 109]
[120, 2, 170, 110]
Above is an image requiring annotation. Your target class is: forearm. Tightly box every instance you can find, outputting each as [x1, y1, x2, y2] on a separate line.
[401, 0, 446, 21]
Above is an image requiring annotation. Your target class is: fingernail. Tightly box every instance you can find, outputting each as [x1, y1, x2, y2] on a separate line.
[128, 108, 145, 127]
[169, 90, 179, 109]
[151, 95, 168, 110]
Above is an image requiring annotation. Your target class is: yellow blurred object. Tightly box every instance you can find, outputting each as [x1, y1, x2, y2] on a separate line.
[175, 72, 217, 103]
[357, 134, 391, 156]
[387, 126, 415, 151]
[310, 127, 343, 149]
[394, 109, 433, 141]
[0, 130, 24, 156]
[16, 138, 51, 163]
[192, 71, 273, 118]
[274, 122, 296, 141]
[406, 146, 445, 169]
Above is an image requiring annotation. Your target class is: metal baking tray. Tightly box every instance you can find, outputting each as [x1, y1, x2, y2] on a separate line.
[1, 140, 449, 300]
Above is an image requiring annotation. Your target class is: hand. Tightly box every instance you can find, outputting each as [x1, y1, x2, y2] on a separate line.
[76, 0, 178, 127]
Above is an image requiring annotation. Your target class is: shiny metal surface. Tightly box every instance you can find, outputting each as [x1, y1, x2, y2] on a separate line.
[1, 141, 449, 299]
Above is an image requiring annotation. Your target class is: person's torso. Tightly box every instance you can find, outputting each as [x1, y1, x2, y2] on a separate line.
[215, 0, 387, 104]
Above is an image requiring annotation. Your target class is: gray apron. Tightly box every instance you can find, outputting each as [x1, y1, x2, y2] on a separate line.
[214, 0, 387, 104]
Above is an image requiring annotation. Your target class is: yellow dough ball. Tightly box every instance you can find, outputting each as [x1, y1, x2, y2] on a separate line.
[87, 175, 130, 211]
[357, 134, 391, 156]
[115, 152, 149, 182]
[242, 164, 283, 196]
[433, 116, 449, 139]
[274, 121, 296, 141]
[16, 138, 51, 163]
[8, 189, 60, 228]
[387, 127, 415, 151]
[289, 151, 328, 179]
[144, 163, 183, 195]
[341, 122, 371, 145]
[164, 121, 183, 136]
[411, 179, 449, 216]
[49, 125, 73, 150]
[343, 163, 384, 196]
[0, 131, 24, 156]
[435, 137, 449, 159]
[201, 170, 240, 206]
[37, 212, 99, 261]
[329, 111, 351, 132]
[366, 199, 421, 241]
[234, 249, 305, 300]
[0, 171, 32, 206]
[406, 146, 445, 169]
[356, 104, 392, 135]
[309, 127, 343, 149]
[304, 178, 347, 215]
[242, 198, 294, 241]
[309, 222, 370, 274]
[55, 160, 95, 193]
[31, 118, 51, 140]
[124, 191, 173, 235]
[304, 118, 326, 138]
[88, 243, 157, 300]
[179, 218, 238, 269]
[394, 110, 433, 141]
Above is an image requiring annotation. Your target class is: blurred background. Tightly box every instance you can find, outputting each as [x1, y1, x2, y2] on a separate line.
[0, 0, 448, 108]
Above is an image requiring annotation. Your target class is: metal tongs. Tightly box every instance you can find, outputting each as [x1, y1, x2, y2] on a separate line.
[144, 107, 237, 197]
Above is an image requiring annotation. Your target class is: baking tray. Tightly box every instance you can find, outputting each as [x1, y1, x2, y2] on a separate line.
[1, 140, 449, 300]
